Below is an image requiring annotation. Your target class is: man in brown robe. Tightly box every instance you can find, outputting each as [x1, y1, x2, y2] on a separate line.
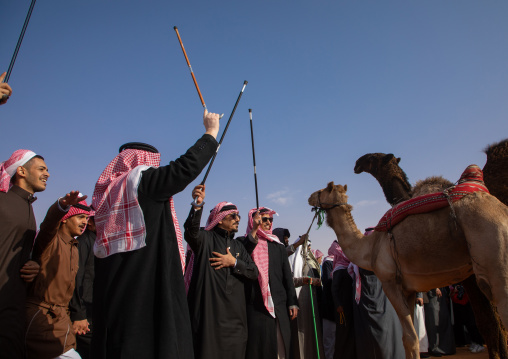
[25, 191, 90, 359]
[0, 149, 48, 358]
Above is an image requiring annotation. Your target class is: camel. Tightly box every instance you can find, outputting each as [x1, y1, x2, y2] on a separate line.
[308, 181, 508, 359]
[354, 143, 508, 359]
[483, 138, 508, 206]
[353, 153, 453, 203]
[354, 138, 508, 207]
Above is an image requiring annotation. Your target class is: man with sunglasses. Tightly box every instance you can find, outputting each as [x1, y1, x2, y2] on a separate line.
[183, 185, 259, 359]
[241, 207, 299, 359]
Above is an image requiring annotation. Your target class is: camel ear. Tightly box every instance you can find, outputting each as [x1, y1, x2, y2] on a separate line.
[396, 157, 401, 164]
[344, 184, 347, 192]
[383, 154, 395, 163]
[326, 182, 335, 191]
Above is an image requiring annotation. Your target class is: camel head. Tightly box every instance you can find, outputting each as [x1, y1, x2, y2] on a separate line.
[308, 181, 349, 210]
[354, 153, 401, 175]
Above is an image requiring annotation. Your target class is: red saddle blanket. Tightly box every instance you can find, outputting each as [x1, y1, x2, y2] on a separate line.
[375, 165, 489, 232]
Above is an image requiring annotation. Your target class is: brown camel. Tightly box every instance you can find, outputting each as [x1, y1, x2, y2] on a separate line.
[308, 182, 508, 359]
[353, 153, 453, 203]
[483, 139, 508, 206]
[354, 145, 508, 359]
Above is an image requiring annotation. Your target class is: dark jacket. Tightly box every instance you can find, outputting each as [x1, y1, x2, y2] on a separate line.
[92, 134, 218, 359]
[241, 234, 298, 359]
[184, 208, 258, 359]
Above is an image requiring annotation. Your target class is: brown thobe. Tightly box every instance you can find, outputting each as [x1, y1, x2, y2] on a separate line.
[25, 202, 79, 359]
[0, 185, 37, 359]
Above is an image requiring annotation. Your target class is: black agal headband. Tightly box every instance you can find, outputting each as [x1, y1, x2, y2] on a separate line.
[119, 142, 159, 154]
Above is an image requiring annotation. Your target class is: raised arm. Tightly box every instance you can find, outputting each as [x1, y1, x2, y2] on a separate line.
[0, 72, 12, 105]
[138, 111, 220, 200]
[32, 191, 87, 261]
[183, 185, 206, 253]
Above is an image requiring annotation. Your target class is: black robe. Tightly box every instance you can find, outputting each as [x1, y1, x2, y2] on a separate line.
[321, 260, 335, 322]
[0, 185, 37, 359]
[241, 235, 298, 359]
[352, 268, 405, 359]
[70, 228, 96, 359]
[184, 208, 259, 359]
[424, 287, 456, 355]
[92, 134, 218, 359]
[332, 268, 356, 359]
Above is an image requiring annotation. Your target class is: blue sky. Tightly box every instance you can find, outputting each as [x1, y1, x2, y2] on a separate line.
[2, 0, 507, 253]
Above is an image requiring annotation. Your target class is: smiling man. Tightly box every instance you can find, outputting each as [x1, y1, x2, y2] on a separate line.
[241, 207, 298, 359]
[25, 191, 90, 359]
[184, 185, 259, 359]
[0, 149, 49, 358]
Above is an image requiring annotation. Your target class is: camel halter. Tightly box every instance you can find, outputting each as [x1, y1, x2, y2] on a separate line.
[311, 189, 349, 228]
[314, 189, 349, 211]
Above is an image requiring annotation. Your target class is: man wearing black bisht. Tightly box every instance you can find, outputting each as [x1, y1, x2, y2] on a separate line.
[183, 185, 259, 359]
[240, 207, 299, 359]
[91, 110, 220, 359]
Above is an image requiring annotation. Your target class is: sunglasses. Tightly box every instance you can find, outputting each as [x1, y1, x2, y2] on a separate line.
[262, 217, 273, 223]
[226, 213, 241, 220]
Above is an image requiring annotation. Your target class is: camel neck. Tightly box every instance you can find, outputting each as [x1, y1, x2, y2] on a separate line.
[326, 205, 374, 271]
[373, 174, 411, 205]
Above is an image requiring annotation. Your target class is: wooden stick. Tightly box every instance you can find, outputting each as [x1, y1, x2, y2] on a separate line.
[174, 26, 206, 109]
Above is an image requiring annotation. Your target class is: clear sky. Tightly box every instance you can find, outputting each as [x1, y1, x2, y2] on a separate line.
[2, 0, 507, 253]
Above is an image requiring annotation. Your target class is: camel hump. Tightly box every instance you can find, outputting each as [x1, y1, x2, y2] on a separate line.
[375, 165, 489, 232]
[412, 176, 453, 197]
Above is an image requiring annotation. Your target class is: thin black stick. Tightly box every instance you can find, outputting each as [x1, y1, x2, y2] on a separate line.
[191, 80, 248, 205]
[249, 109, 259, 209]
[2, 0, 37, 101]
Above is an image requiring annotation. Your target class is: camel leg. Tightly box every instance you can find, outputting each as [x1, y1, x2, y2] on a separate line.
[457, 196, 508, 329]
[382, 280, 419, 359]
[408, 292, 416, 324]
[463, 275, 508, 359]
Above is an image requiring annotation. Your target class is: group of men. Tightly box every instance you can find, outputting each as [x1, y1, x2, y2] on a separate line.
[1, 97, 306, 359]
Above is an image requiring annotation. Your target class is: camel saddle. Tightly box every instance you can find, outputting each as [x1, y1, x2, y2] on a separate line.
[375, 165, 489, 232]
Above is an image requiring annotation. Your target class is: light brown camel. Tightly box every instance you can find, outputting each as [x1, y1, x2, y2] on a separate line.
[308, 182, 508, 359]
[354, 147, 508, 359]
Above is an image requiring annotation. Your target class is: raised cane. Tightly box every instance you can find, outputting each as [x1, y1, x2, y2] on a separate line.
[173, 26, 223, 119]
[191, 81, 248, 206]
[249, 109, 260, 209]
[2, 0, 38, 102]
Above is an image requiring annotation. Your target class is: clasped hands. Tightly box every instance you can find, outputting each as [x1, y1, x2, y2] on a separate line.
[73, 319, 90, 335]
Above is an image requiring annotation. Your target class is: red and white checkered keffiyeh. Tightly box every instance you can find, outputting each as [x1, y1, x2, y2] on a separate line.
[62, 196, 90, 222]
[347, 263, 361, 304]
[345, 229, 375, 305]
[205, 201, 239, 230]
[312, 249, 324, 260]
[0, 149, 36, 192]
[329, 241, 350, 273]
[91, 149, 186, 273]
[329, 240, 361, 303]
[245, 207, 281, 318]
[184, 202, 239, 293]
